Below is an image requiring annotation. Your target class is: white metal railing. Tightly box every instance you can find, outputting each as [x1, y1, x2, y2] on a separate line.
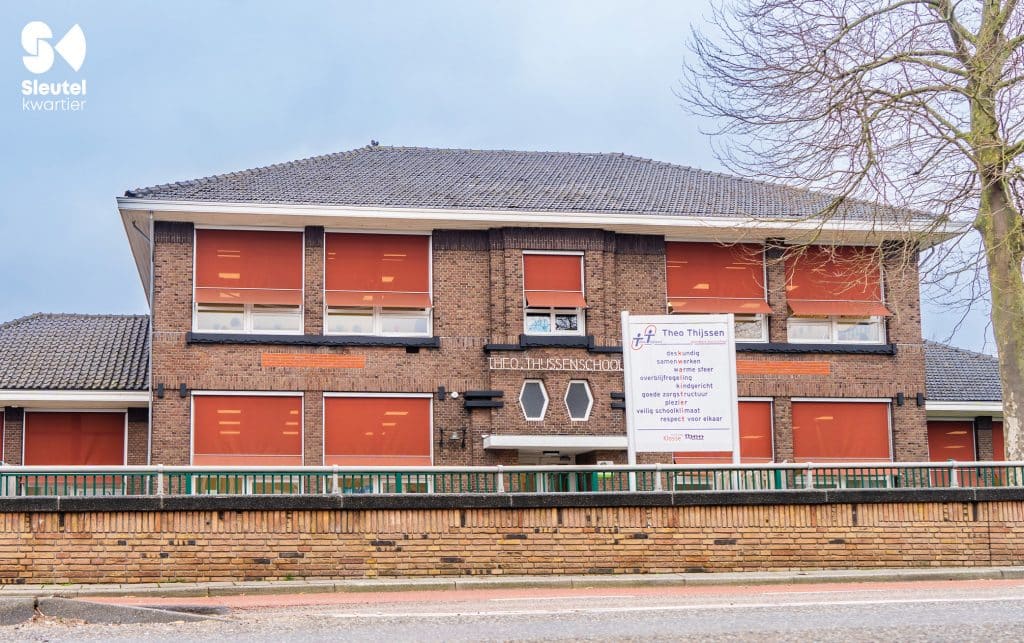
[0, 461, 1019, 497]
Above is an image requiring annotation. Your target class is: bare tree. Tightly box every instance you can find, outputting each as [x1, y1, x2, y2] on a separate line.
[682, 0, 1024, 459]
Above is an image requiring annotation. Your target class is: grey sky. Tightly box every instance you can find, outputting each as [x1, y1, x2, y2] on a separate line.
[0, 0, 991, 352]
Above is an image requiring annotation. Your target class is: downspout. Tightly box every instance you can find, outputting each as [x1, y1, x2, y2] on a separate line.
[146, 212, 154, 464]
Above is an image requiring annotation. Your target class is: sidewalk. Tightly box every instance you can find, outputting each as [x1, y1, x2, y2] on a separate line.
[3, 566, 1023, 599]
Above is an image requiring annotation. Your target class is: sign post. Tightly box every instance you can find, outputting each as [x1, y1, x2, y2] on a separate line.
[621, 312, 741, 490]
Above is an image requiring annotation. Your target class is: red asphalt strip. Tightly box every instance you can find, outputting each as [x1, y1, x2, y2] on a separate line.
[88, 578, 1024, 610]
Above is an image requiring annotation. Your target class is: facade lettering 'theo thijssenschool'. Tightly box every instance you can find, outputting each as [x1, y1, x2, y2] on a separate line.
[487, 356, 623, 372]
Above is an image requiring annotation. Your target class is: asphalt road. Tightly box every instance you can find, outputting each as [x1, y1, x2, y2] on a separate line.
[12, 579, 1024, 641]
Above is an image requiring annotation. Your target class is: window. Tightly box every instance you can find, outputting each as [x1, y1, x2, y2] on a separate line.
[674, 400, 773, 464]
[323, 396, 432, 466]
[193, 229, 304, 333]
[523, 253, 586, 335]
[192, 394, 303, 465]
[666, 242, 770, 342]
[519, 380, 550, 421]
[23, 411, 126, 465]
[564, 381, 594, 421]
[325, 233, 432, 336]
[785, 246, 890, 344]
[787, 316, 884, 344]
[791, 400, 891, 462]
[927, 421, 976, 461]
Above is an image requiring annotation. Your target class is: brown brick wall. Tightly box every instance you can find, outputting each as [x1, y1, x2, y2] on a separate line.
[1, 501, 1022, 584]
[149, 222, 929, 466]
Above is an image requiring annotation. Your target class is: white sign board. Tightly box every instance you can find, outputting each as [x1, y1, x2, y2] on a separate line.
[621, 312, 740, 459]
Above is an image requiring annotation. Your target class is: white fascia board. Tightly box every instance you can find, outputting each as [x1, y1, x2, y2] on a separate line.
[117, 197, 959, 240]
[483, 434, 628, 450]
[925, 400, 1004, 416]
[0, 390, 150, 407]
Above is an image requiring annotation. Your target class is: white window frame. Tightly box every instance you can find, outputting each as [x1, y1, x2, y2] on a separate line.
[732, 314, 769, 343]
[522, 251, 586, 336]
[790, 397, 894, 463]
[564, 380, 594, 422]
[786, 316, 886, 345]
[322, 231, 433, 338]
[518, 380, 550, 421]
[191, 226, 305, 335]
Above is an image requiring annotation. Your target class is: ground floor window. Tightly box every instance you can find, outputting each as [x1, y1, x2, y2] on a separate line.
[673, 400, 774, 465]
[323, 395, 432, 467]
[927, 421, 976, 461]
[787, 316, 884, 344]
[191, 394, 303, 465]
[23, 411, 125, 465]
[791, 400, 891, 462]
[993, 421, 1006, 460]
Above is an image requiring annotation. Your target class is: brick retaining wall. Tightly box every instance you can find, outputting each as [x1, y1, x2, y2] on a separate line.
[1, 491, 1022, 584]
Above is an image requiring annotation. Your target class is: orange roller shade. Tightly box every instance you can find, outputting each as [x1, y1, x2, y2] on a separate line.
[993, 421, 1006, 461]
[792, 401, 891, 462]
[666, 243, 769, 314]
[324, 396, 432, 466]
[194, 229, 303, 306]
[325, 234, 431, 308]
[24, 412, 125, 465]
[674, 401, 773, 464]
[523, 254, 586, 308]
[927, 421, 975, 461]
[192, 395, 303, 466]
[786, 246, 891, 316]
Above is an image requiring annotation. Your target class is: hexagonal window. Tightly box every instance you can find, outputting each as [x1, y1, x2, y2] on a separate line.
[564, 380, 594, 421]
[519, 380, 549, 421]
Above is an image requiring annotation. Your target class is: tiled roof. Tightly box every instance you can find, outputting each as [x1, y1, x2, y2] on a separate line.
[924, 341, 1002, 402]
[0, 314, 149, 391]
[125, 146, 910, 221]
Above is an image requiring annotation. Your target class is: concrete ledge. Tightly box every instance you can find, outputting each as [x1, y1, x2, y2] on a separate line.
[4, 566, 1024, 600]
[2, 487, 1023, 513]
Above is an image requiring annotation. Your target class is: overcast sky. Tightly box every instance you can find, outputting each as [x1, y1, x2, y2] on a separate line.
[0, 0, 992, 352]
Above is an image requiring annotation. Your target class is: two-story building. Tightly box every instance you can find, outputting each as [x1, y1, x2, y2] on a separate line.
[101, 145, 941, 469]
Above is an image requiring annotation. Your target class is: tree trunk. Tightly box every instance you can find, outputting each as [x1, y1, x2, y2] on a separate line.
[977, 177, 1024, 460]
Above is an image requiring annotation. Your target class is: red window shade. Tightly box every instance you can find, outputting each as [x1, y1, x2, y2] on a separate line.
[792, 401, 891, 462]
[24, 412, 125, 465]
[927, 421, 976, 461]
[324, 396, 432, 466]
[523, 254, 587, 308]
[194, 229, 303, 305]
[993, 421, 1006, 461]
[325, 233, 431, 308]
[674, 401, 773, 464]
[666, 243, 770, 314]
[192, 395, 303, 466]
[785, 246, 891, 317]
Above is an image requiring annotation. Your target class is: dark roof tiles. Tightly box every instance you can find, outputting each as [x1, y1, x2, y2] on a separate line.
[0, 314, 149, 391]
[125, 146, 908, 221]
[924, 341, 1001, 402]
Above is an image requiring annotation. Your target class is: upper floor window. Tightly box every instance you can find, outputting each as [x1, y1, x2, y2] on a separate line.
[523, 252, 586, 335]
[785, 246, 890, 344]
[666, 242, 770, 342]
[325, 233, 432, 336]
[193, 229, 304, 334]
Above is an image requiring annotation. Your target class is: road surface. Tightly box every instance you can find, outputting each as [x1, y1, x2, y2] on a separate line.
[11, 578, 1024, 641]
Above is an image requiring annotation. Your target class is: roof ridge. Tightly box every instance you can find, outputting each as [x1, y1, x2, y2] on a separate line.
[925, 340, 998, 361]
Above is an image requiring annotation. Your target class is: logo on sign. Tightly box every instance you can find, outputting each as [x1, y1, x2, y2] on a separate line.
[631, 324, 656, 350]
[19, 21, 88, 112]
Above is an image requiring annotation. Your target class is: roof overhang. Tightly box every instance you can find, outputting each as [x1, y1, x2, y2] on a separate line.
[483, 434, 628, 454]
[0, 390, 149, 409]
[925, 400, 1003, 419]
[118, 197, 965, 299]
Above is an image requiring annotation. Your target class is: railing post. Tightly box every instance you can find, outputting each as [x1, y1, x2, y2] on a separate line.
[496, 465, 505, 493]
[949, 459, 958, 488]
[654, 463, 663, 492]
[156, 464, 164, 496]
[804, 462, 815, 489]
[331, 465, 340, 495]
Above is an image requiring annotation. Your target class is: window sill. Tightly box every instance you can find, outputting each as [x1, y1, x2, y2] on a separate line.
[736, 342, 896, 355]
[186, 332, 441, 348]
[483, 335, 597, 352]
